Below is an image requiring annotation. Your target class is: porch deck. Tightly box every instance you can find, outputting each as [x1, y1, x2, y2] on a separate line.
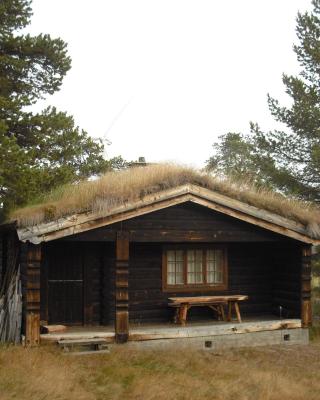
[40, 317, 302, 344]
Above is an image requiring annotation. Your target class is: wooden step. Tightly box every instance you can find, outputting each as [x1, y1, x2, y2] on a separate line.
[58, 338, 109, 353]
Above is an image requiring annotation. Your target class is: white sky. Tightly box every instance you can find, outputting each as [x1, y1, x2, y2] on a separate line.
[27, 0, 312, 167]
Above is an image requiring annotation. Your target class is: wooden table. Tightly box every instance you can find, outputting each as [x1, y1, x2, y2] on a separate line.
[168, 295, 248, 325]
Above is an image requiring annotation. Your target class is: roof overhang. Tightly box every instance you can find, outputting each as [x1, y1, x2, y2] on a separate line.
[16, 184, 320, 245]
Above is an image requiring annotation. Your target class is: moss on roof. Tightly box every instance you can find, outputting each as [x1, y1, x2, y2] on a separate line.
[10, 163, 320, 238]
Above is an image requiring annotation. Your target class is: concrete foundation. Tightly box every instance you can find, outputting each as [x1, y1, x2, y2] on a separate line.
[123, 328, 309, 351]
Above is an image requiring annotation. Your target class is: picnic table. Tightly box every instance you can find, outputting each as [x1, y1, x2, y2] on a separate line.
[168, 295, 248, 325]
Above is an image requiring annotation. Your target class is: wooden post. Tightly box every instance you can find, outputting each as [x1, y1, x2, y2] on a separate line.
[115, 232, 129, 343]
[301, 245, 312, 328]
[25, 244, 41, 346]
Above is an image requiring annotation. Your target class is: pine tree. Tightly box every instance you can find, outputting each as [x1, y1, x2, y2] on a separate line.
[207, 0, 320, 201]
[0, 0, 120, 220]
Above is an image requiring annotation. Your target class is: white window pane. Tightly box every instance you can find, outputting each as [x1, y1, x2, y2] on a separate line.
[195, 250, 203, 282]
[167, 250, 184, 285]
[206, 249, 224, 284]
[207, 249, 214, 261]
[187, 250, 195, 262]
[216, 272, 223, 283]
[187, 250, 194, 284]
[176, 261, 184, 284]
[207, 271, 214, 283]
[168, 273, 175, 284]
[207, 260, 214, 273]
[176, 262, 184, 273]
[187, 250, 203, 284]
[167, 251, 175, 262]
[167, 262, 175, 273]
[176, 250, 184, 262]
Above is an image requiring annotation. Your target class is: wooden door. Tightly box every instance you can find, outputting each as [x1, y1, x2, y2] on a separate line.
[47, 243, 84, 325]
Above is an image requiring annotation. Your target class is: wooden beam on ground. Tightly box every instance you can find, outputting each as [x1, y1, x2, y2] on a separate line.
[25, 243, 41, 346]
[301, 245, 312, 328]
[115, 232, 129, 343]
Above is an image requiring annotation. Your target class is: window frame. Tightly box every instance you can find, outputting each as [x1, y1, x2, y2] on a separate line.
[162, 245, 228, 292]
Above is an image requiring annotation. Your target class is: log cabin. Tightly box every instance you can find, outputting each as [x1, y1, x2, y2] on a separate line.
[0, 164, 319, 348]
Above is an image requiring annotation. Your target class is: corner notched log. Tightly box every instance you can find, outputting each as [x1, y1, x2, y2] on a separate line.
[115, 232, 129, 343]
[25, 244, 41, 346]
[301, 245, 312, 328]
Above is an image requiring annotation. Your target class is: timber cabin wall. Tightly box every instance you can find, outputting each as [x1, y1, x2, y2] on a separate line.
[271, 244, 302, 318]
[128, 242, 300, 323]
[45, 202, 307, 326]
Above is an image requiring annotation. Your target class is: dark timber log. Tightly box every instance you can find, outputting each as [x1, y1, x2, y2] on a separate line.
[25, 244, 41, 346]
[62, 203, 286, 243]
[301, 245, 312, 328]
[115, 232, 129, 343]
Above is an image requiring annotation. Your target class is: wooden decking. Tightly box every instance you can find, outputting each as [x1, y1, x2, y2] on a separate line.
[40, 317, 302, 344]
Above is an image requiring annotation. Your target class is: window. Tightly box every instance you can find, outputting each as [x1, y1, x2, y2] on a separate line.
[162, 247, 227, 291]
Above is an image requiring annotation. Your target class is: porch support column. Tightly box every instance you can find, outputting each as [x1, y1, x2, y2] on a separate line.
[301, 245, 312, 328]
[115, 232, 129, 343]
[25, 243, 41, 346]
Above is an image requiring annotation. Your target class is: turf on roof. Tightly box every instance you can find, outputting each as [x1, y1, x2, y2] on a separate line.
[9, 164, 320, 239]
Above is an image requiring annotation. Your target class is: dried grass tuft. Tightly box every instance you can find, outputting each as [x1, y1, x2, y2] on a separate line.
[1, 343, 320, 400]
[9, 163, 320, 237]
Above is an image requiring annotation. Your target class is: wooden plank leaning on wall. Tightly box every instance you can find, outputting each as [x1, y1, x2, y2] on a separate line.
[115, 232, 129, 343]
[21, 243, 41, 346]
[301, 245, 312, 328]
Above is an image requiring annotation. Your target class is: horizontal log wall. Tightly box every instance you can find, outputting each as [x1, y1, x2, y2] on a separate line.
[128, 242, 276, 323]
[63, 203, 286, 243]
[271, 244, 301, 318]
[41, 240, 303, 325]
[45, 203, 304, 326]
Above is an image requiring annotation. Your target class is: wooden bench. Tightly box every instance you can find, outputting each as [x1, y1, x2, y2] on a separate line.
[168, 295, 248, 325]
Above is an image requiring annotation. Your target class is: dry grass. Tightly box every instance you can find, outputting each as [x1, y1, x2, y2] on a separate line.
[1, 342, 320, 400]
[10, 164, 320, 237]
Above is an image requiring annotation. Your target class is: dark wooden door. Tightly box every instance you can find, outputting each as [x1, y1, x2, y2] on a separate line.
[47, 243, 84, 325]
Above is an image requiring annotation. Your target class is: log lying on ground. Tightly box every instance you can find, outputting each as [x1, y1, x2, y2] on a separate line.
[41, 325, 67, 334]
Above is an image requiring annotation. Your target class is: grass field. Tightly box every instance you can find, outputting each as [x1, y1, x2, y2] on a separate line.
[1, 338, 320, 400]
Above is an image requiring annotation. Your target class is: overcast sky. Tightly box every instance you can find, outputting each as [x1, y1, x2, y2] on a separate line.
[27, 0, 312, 167]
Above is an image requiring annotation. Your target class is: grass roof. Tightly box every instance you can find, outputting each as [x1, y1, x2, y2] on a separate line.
[10, 163, 320, 238]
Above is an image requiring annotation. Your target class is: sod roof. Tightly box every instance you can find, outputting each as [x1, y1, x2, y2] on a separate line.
[10, 164, 320, 240]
